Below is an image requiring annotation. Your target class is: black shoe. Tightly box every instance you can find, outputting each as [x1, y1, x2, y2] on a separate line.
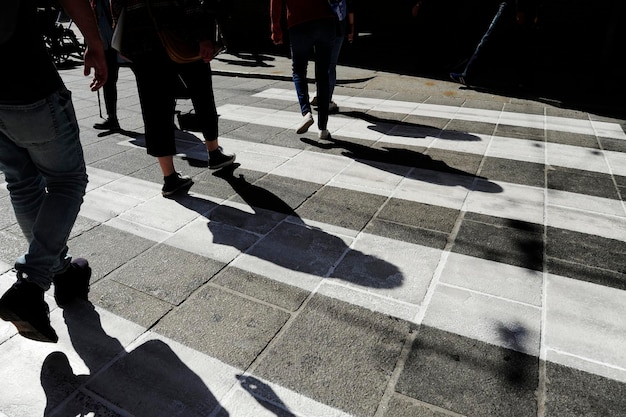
[162, 172, 193, 196]
[0, 278, 58, 343]
[450, 72, 467, 85]
[53, 258, 91, 307]
[209, 147, 236, 170]
[93, 118, 120, 131]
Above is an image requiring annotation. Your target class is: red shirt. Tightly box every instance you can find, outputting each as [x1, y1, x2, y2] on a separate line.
[270, 0, 335, 43]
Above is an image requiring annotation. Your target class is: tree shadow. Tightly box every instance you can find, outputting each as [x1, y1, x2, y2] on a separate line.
[302, 136, 503, 193]
[342, 111, 482, 142]
[171, 164, 404, 289]
[40, 301, 227, 417]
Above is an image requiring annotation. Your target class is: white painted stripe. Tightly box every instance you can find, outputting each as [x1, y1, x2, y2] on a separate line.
[252, 88, 626, 140]
[216, 104, 617, 175]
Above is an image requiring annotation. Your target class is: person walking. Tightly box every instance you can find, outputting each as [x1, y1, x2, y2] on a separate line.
[0, 0, 107, 343]
[312, 0, 355, 114]
[111, 0, 236, 196]
[92, 0, 121, 131]
[270, 0, 337, 139]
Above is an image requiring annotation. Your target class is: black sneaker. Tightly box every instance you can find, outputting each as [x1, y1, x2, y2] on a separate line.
[162, 172, 193, 196]
[53, 258, 92, 307]
[209, 147, 236, 170]
[0, 278, 58, 343]
[449, 72, 467, 85]
[93, 118, 120, 131]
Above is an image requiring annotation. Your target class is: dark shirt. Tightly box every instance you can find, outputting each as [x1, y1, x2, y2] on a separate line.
[111, 0, 216, 60]
[0, 0, 63, 104]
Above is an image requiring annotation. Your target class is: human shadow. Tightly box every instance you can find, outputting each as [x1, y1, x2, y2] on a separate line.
[96, 127, 141, 139]
[40, 301, 226, 417]
[497, 321, 533, 385]
[129, 129, 210, 168]
[237, 374, 296, 417]
[215, 52, 276, 68]
[302, 136, 503, 193]
[172, 164, 404, 289]
[342, 111, 482, 142]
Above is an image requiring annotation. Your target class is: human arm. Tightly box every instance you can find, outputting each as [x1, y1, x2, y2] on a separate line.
[346, 11, 355, 43]
[57, 0, 107, 90]
[411, 0, 423, 17]
[270, 0, 283, 45]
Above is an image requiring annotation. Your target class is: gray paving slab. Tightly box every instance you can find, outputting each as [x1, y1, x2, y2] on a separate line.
[1, 47, 626, 417]
[253, 294, 412, 417]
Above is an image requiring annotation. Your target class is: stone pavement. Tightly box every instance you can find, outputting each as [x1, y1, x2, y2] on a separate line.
[1, 51, 625, 417]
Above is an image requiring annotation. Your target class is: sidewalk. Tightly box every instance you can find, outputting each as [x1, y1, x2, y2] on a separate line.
[0, 52, 625, 417]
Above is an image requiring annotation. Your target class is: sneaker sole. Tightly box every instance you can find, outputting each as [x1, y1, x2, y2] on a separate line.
[0, 307, 58, 343]
[296, 117, 314, 134]
[162, 179, 194, 196]
[209, 155, 236, 170]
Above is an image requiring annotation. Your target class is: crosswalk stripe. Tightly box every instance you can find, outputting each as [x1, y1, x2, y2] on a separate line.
[253, 88, 626, 140]
[215, 103, 626, 178]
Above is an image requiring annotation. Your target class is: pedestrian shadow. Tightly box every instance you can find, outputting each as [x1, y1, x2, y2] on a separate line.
[129, 130, 210, 168]
[301, 136, 503, 193]
[40, 301, 226, 417]
[237, 374, 296, 416]
[172, 164, 404, 289]
[341, 110, 482, 141]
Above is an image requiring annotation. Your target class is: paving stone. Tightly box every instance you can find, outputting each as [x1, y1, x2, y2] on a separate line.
[211, 266, 309, 312]
[496, 124, 545, 141]
[153, 285, 290, 369]
[0, 229, 28, 266]
[254, 294, 411, 417]
[90, 147, 157, 176]
[544, 362, 626, 417]
[454, 216, 544, 271]
[246, 221, 350, 278]
[547, 167, 620, 199]
[425, 148, 483, 176]
[86, 339, 223, 417]
[445, 119, 496, 136]
[378, 198, 458, 233]
[546, 227, 626, 286]
[383, 395, 464, 417]
[396, 326, 538, 417]
[365, 218, 450, 249]
[296, 186, 387, 232]
[90, 278, 173, 328]
[546, 130, 599, 148]
[253, 174, 322, 211]
[107, 244, 224, 305]
[67, 224, 155, 284]
[480, 157, 546, 188]
[47, 391, 125, 417]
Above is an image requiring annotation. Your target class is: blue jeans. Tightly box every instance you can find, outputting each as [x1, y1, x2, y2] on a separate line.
[0, 88, 88, 290]
[289, 18, 336, 130]
[329, 19, 347, 99]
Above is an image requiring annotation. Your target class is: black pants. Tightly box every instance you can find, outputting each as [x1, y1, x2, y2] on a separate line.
[102, 47, 120, 119]
[132, 51, 218, 157]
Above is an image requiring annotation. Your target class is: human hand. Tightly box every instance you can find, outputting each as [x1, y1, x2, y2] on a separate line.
[199, 40, 222, 63]
[83, 46, 107, 91]
[271, 31, 283, 45]
[411, 1, 422, 17]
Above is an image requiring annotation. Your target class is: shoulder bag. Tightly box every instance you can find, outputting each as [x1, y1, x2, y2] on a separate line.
[146, 0, 201, 64]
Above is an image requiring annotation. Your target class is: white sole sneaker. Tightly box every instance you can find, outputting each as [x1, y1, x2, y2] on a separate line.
[319, 129, 330, 140]
[296, 112, 314, 134]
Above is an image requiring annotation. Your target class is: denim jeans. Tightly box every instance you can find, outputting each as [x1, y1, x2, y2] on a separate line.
[289, 18, 336, 130]
[0, 87, 88, 290]
[329, 19, 347, 99]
